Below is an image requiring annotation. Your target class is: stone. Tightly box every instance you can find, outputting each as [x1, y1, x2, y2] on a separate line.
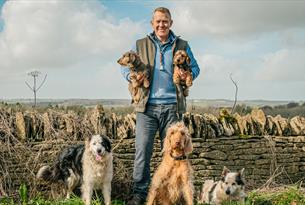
[251, 109, 266, 135]
[203, 113, 224, 137]
[290, 116, 305, 136]
[273, 115, 291, 136]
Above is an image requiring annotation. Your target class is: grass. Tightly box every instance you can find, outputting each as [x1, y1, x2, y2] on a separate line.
[1, 186, 304, 205]
[0, 196, 126, 205]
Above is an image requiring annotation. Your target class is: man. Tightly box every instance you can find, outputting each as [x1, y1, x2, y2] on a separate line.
[121, 7, 200, 205]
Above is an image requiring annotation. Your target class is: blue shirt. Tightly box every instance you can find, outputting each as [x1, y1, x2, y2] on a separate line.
[121, 31, 200, 105]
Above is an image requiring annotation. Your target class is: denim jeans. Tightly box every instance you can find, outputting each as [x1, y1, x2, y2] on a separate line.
[132, 103, 180, 198]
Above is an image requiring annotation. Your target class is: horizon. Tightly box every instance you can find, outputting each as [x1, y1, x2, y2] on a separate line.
[0, 97, 301, 102]
[0, 1, 305, 101]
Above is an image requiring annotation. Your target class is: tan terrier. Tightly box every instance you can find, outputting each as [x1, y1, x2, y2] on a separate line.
[173, 50, 193, 97]
[117, 51, 150, 104]
[146, 122, 194, 205]
[199, 166, 247, 205]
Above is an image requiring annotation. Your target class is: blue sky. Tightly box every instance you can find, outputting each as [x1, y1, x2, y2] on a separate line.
[0, 0, 305, 101]
[0, 0, 4, 31]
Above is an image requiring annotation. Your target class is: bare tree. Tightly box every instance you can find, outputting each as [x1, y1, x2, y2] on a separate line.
[230, 73, 238, 114]
[25, 71, 47, 107]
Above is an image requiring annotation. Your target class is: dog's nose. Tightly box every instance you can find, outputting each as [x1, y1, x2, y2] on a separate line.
[226, 189, 231, 195]
[97, 149, 102, 154]
[175, 141, 181, 146]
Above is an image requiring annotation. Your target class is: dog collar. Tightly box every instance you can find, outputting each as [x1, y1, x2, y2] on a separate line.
[170, 152, 187, 160]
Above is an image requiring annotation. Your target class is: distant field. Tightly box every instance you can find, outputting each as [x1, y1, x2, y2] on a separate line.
[0, 98, 299, 107]
[1, 99, 305, 118]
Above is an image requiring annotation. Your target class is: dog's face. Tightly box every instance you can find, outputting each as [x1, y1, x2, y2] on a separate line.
[220, 166, 245, 196]
[87, 134, 111, 161]
[117, 51, 138, 67]
[163, 122, 193, 154]
[173, 50, 190, 66]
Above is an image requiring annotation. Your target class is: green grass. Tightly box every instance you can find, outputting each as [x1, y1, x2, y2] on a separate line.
[0, 196, 126, 205]
[1, 186, 304, 205]
[246, 186, 305, 205]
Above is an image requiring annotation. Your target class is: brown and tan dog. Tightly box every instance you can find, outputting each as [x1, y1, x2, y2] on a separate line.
[117, 51, 150, 104]
[146, 122, 194, 205]
[173, 50, 193, 97]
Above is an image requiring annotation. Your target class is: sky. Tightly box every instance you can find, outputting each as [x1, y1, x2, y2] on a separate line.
[0, 0, 305, 101]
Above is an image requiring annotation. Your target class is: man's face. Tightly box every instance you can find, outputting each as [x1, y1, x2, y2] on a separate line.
[151, 11, 173, 41]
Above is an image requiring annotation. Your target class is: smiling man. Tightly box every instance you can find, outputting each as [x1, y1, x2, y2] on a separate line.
[121, 7, 200, 205]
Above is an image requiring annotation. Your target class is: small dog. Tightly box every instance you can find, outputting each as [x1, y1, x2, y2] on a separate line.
[117, 51, 150, 104]
[173, 50, 193, 97]
[146, 122, 194, 205]
[199, 166, 246, 205]
[36, 135, 113, 205]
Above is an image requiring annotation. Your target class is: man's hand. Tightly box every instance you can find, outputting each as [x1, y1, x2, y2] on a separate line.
[136, 72, 145, 83]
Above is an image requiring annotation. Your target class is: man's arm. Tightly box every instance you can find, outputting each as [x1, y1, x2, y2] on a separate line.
[186, 44, 200, 80]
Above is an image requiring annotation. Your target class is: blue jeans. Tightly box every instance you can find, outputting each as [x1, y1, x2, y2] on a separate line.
[133, 103, 179, 198]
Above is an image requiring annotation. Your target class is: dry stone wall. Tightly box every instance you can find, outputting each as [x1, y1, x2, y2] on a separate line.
[1, 106, 305, 143]
[1, 136, 305, 199]
[1, 106, 305, 199]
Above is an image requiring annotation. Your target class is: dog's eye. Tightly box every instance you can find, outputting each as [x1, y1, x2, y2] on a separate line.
[232, 183, 236, 186]
[93, 142, 96, 145]
[225, 182, 228, 185]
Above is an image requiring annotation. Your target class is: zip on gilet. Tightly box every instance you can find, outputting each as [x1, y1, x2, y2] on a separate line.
[135, 36, 188, 114]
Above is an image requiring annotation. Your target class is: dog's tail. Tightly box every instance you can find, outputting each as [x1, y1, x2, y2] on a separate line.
[36, 163, 62, 182]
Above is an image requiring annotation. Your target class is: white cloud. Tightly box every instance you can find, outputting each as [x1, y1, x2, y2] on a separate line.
[257, 48, 305, 81]
[196, 53, 256, 84]
[0, 0, 144, 77]
[171, 1, 305, 39]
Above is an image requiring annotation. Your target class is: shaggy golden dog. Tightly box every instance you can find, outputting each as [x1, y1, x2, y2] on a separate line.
[146, 122, 194, 205]
[173, 50, 193, 97]
[199, 166, 246, 205]
[117, 51, 150, 104]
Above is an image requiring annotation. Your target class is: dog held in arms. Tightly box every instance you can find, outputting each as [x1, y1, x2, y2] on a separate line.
[36, 135, 113, 205]
[173, 50, 193, 97]
[146, 122, 194, 205]
[199, 166, 247, 205]
[117, 50, 150, 104]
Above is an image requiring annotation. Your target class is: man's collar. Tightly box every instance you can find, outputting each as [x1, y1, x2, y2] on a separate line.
[149, 30, 177, 45]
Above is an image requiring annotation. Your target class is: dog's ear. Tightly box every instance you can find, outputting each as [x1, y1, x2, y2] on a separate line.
[163, 126, 175, 153]
[186, 55, 191, 65]
[86, 135, 93, 142]
[162, 134, 172, 153]
[85, 135, 92, 147]
[102, 135, 112, 152]
[222, 166, 230, 177]
[184, 135, 193, 154]
[237, 168, 245, 186]
[239, 168, 245, 177]
[129, 51, 137, 64]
